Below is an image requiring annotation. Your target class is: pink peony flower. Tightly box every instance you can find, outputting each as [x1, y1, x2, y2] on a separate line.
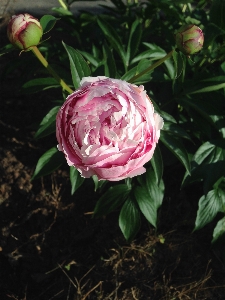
[56, 77, 163, 181]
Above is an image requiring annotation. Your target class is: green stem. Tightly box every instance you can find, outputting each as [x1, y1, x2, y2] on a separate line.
[31, 46, 73, 94]
[58, 0, 68, 10]
[129, 49, 175, 84]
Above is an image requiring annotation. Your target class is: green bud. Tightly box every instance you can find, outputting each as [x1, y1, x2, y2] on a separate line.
[7, 13, 43, 51]
[175, 24, 204, 55]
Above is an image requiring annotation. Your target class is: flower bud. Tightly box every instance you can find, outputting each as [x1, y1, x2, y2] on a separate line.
[7, 13, 43, 51]
[175, 24, 204, 55]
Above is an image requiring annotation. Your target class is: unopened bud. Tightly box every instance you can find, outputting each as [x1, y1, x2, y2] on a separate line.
[7, 13, 43, 51]
[175, 24, 204, 55]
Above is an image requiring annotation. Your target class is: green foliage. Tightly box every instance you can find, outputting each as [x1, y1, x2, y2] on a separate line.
[62, 41, 91, 89]
[21, 78, 60, 94]
[35, 106, 61, 139]
[195, 186, 225, 231]
[119, 196, 141, 242]
[40, 15, 60, 34]
[5, 0, 225, 243]
[94, 184, 131, 217]
[160, 130, 191, 175]
[70, 167, 85, 195]
[150, 145, 163, 185]
[212, 217, 225, 244]
[135, 168, 164, 228]
[32, 147, 65, 180]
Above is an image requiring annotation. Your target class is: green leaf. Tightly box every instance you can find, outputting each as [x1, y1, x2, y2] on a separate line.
[131, 49, 166, 65]
[21, 78, 60, 94]
[102, 42, 117, 78]
[135, 187, 156, 228]
[135, 168, 164, 227]
[32, 147, 65, 180]
[184, 76, 225, 94]
[150, 145, 163, 185]
[212, 217, 225, 244]
[121, 59, 153, 84]
[126, 20, 142, 66]
[70, 167, 85, 195]
[160, 130, 191, 174]
[172, 51, 186, 81]
[97, 17, 126, 67]
[189, 83, 225, 94]
[62, 41, 91, 89]
[92, 175, 107, 192]
[119, 196, 141, 241]
[164, 58, 175, 80]
[35, 106, 60, 139]
[78, 50, 100, 68]
[163, 121, 191, 141]
[94, 184, 130, 217]
[145, 168, 165, 206]
[190, 140, 225, 193]
[195, 188, 225, 231]
[40, 15, 60, 34]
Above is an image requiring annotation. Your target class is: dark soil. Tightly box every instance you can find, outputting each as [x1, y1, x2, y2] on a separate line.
[1, 27, 225, 300]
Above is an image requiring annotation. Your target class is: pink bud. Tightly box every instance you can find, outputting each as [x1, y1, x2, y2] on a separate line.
[7, 13, 43, 51]
[175, 24, 204, 55]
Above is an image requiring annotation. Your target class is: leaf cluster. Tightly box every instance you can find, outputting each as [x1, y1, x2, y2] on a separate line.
[2, 0, 225, 243]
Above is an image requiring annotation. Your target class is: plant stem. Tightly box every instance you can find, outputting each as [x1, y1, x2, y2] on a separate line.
[129, 49, 175, 83]
[58, 0, 68, 10]
[31, 46, 73, 94]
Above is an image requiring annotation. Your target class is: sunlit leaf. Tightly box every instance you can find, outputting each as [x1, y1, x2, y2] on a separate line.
[62, 41, 91, 89]
[195, 188, 225, 231]
[135, 168, 164, 227]
[190, 140, 225, 193]
[32, 147, 65, 180]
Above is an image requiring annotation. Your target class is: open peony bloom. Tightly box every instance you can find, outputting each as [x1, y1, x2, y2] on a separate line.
[7, 13, 43, 51]
[56, 77, 163, 181]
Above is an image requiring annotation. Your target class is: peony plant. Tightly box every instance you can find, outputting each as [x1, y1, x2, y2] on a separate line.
[3, 0, 225, 245]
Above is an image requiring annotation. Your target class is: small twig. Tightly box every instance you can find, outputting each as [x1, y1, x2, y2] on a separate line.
[82, 281, 103, 300]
